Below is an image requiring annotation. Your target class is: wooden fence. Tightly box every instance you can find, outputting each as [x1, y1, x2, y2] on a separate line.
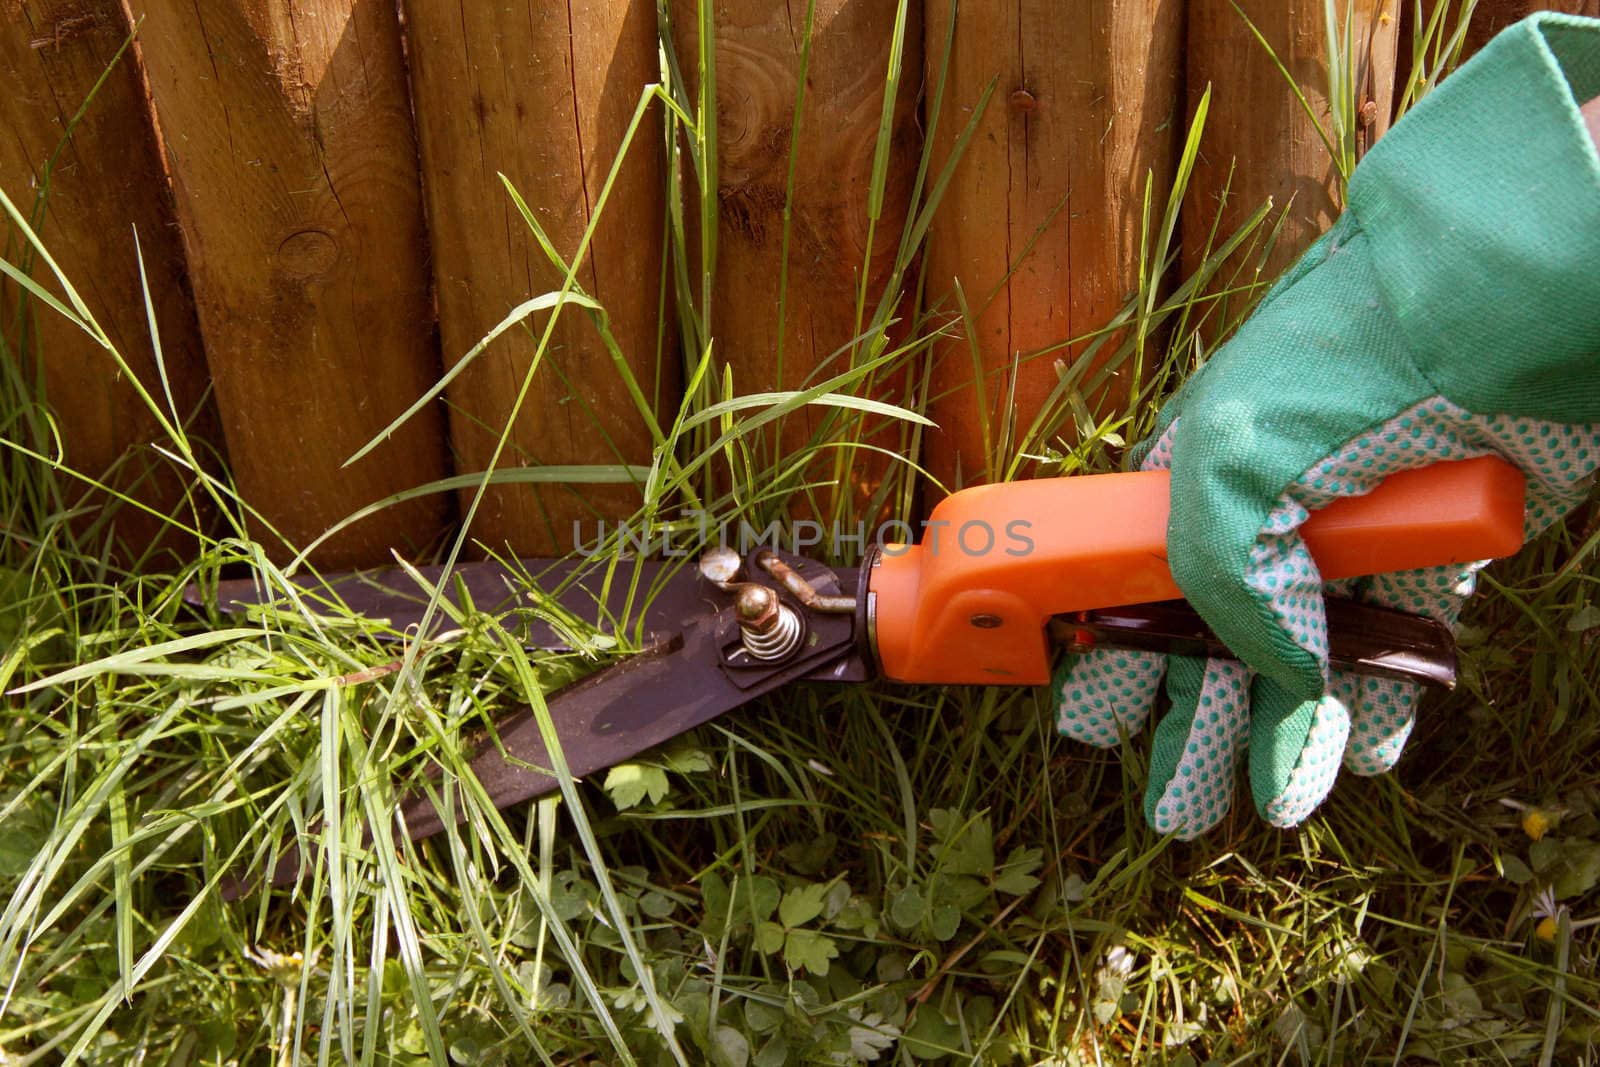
[2, 0, 1593, 569]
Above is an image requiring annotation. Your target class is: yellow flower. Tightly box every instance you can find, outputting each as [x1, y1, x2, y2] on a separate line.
[1536, 915, 1559, 942]
[1522, 808, 1556, 841]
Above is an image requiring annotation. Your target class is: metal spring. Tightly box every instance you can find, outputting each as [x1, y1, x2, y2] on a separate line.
[742, 604, 803, 661]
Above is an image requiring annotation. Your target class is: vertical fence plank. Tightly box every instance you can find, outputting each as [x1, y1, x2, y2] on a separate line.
[921, 0, 1184, 491]
[0, 1, 218, 560]
[669, 1, 923, 521]
[1182, 1, 1399, 310]
[401, 0, 670, 557]
[1462, 0, 1598, 53]
[132, 0, 450, 568]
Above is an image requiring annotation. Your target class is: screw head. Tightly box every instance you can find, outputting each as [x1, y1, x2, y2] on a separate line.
[699, 545, 742, 585]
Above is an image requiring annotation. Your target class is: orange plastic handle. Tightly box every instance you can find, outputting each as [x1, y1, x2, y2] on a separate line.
[868, 456, 1527, 685]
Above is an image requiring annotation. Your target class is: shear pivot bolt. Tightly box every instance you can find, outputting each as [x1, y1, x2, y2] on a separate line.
[735, 585, 804, 661]
[735, 585, 780, 627]
[970, 613, 1003, 629]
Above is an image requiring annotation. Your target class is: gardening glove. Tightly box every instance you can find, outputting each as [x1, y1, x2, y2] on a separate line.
[1056, 12, 1600, 838]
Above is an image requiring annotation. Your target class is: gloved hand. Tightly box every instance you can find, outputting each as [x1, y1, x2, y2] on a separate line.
[1056, 12, 1600, 838]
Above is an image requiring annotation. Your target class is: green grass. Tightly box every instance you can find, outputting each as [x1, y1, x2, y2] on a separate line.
[4, 0, 1600, 1064]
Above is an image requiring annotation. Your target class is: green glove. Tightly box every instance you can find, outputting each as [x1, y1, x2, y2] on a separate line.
[1057, 12, 1600, 838]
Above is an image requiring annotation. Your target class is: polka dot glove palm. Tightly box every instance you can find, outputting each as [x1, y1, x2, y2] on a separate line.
[1057, 13, 1600, 838]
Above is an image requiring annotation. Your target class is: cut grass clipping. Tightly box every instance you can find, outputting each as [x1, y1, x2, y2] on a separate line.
[5, 0, 1600, 1063]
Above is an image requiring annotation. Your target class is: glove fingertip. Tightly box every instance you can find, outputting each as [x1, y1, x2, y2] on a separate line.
[1054, 649, 1165, 748]
[1144, 659, 1250, 839]
[1256, 694, 1351, 828]
[1341, 674, 1418, 776]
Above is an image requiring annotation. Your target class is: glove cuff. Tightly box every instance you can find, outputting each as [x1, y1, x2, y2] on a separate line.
[1351, 13, 1600, 425]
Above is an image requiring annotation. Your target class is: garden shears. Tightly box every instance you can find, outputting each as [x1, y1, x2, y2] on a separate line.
[193, 457, 1526, 892]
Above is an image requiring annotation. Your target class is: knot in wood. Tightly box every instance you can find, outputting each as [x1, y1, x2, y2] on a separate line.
[274, 229, 339, 280]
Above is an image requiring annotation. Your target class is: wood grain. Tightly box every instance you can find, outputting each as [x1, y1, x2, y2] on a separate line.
[921, 0, 1184, 492]
[1182, 1, 1399, 306]
[402, 0, 671, 556]
[130, 0, 450, 568]
[0, 0, 219, 561]
[1461, 0, 1599, 56]
[670, 0, 922, 520]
